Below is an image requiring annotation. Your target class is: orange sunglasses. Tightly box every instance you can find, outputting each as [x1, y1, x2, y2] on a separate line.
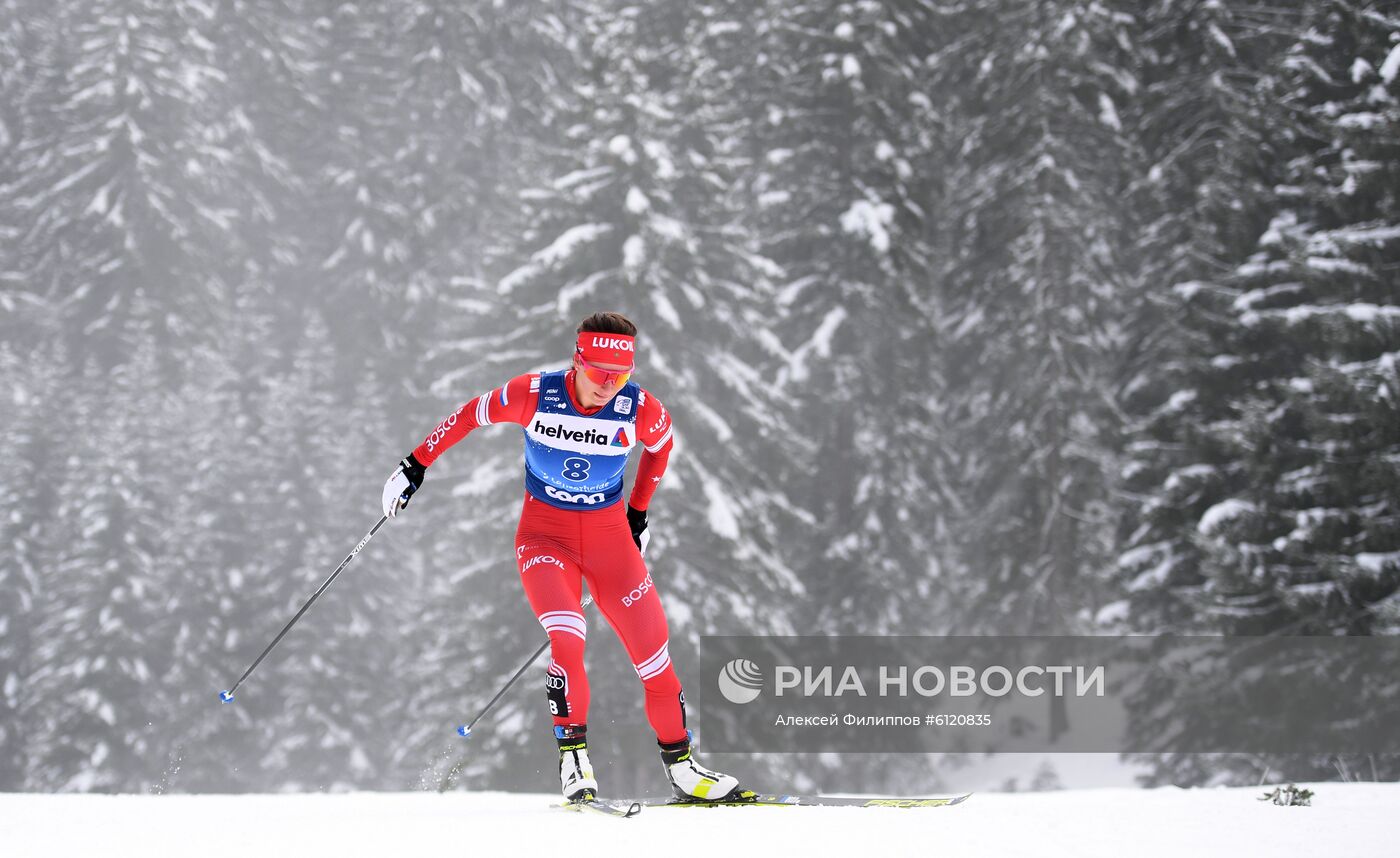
[576, 352, 633, 387]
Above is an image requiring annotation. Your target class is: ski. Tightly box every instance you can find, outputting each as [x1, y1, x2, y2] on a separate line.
[557, 791, 970, 816]
[636, 791, 972, 809]
[558, 795, 643, 818]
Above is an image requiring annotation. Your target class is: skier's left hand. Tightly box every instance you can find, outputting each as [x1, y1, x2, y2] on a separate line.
[627, 505, 651, 556]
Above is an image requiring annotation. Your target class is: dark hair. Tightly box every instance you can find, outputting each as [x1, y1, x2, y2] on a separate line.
[576, 312, 637, 337]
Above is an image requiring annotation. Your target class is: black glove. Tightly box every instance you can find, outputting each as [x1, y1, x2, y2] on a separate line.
[382, 452, 426, 518]
[627, 505, 651, 555]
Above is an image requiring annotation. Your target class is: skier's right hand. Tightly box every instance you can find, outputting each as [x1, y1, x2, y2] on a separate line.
[382, 453, 426, 518]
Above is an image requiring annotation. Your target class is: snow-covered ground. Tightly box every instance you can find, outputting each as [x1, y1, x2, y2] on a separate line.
[1, 784, 1393, 858]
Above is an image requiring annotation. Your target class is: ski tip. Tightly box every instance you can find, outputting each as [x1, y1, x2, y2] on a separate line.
[456, 725, 471, 739]
[218, 690, 234, 704]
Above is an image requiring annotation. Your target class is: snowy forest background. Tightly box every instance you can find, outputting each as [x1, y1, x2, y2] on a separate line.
[2, 0, 1398, 795]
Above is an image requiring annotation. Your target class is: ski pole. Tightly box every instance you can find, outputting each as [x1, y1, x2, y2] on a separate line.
[218, 514, 390, 704]
[455, 594, 593, 740]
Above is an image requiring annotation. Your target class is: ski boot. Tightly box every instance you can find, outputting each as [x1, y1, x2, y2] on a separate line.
[556, 725, 597, 801]
[659, 732, 744, 801]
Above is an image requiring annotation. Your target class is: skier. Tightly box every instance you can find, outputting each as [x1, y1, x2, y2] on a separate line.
[381, 311, 744, 803]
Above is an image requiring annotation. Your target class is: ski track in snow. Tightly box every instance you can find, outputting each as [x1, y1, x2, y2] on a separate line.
[0, 784, 1395, 858]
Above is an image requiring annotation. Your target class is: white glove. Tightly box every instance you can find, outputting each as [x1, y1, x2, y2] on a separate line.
[382, 454, 426, 518]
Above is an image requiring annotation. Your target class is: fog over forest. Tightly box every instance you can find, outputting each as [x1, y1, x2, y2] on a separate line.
[1, 1, 1397, 794]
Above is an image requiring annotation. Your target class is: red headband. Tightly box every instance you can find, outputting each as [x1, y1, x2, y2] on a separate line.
[576, 332, 636, 367]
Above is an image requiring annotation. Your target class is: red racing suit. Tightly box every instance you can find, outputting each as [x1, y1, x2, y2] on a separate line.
[412, 369, 685, 742]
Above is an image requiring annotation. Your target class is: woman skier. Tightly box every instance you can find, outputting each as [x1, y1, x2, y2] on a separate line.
[382, 311, 744, 803]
